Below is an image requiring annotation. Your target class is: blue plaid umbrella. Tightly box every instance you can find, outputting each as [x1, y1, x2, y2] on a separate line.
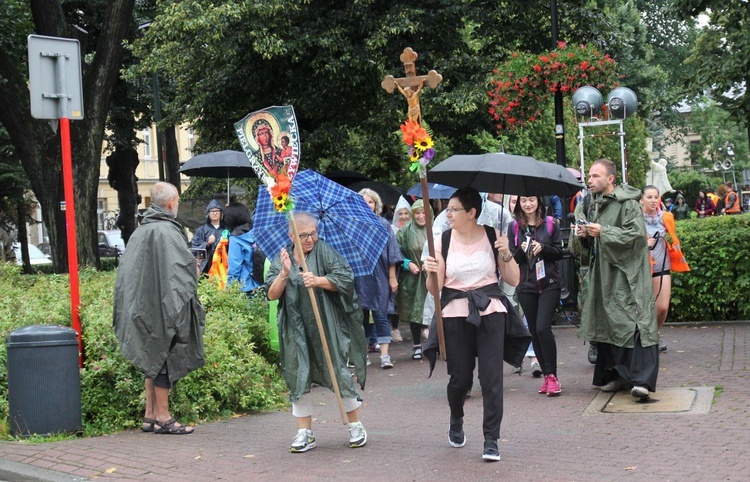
[253, 169, 390, 277]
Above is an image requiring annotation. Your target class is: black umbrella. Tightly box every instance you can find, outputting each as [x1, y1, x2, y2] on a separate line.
[324, 170, 372, 187]
[179, 150, 256, 202]
[348, 180, 405, 206]
[427, 153, 584, 196]
[541, 162, 587, 195]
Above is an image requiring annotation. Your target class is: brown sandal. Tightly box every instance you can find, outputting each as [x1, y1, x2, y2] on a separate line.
[141, 417, 156, 432]
[154, 417, 194, 435]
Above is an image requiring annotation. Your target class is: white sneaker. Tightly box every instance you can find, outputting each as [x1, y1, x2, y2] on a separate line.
[381, 354, 393, 369]
[290, 428, 316, 453]
[348, 422, 367, 448]
[631, 386, 649, 398]
[391, 329, 403, 342]
[600, 378, 631, 392]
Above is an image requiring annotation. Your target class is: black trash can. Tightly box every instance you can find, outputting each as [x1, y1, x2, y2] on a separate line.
[6, 325, 82, 436]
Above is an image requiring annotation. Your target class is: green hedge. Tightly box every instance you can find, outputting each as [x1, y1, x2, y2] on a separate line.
[0, 265, 286, 437]
[670, 214, 750, 321]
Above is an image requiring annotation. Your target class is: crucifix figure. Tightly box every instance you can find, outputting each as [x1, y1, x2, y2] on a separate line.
[381, 47, 443, 125]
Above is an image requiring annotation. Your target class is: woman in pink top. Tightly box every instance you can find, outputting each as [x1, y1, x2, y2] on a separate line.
[423, 187, 519, 462]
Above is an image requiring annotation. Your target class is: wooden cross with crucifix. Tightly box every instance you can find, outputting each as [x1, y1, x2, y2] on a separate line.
[381, 47, 442, 126]
[382, 47, 447, 360]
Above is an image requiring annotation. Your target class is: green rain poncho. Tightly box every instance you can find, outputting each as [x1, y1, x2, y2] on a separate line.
[570, 184, 657, 348]
[267, 240, 366, 402]
[396, 200, 430, 324]
[114, 205, 206, 382]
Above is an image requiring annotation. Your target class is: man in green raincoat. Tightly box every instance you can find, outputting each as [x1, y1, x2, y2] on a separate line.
[267, 212, 367, 453]
[114, 182, 205, 435]
[571, 159, 658, 400]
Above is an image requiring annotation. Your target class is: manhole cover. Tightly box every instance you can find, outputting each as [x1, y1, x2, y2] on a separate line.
[584, 387, 714, 415]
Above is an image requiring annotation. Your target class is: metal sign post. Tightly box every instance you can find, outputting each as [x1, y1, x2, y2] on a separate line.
[28, 35, 85, 367]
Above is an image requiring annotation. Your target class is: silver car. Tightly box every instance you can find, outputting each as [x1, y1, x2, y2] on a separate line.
[13, 243, 53, 265]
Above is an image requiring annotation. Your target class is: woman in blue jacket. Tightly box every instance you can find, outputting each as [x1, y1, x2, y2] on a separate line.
[224, 202, 262, 296]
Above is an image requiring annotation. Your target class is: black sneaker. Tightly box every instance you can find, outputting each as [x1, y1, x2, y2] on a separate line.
[587, 343, 598, 365]
[448, 417, 466, 448]
[482, 440, 501, 461]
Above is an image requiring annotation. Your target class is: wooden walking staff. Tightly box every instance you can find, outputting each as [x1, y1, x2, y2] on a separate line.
[382, 47, 446, 360]
[287, 211, 350, 425]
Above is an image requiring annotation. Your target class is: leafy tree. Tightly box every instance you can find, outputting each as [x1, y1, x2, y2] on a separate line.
[0, 0, 136, 270]
[129, 0, 618, 190]
[667, 168, 714, 207]
[679, 97, 749, 171]
[672, 0, 750, 148]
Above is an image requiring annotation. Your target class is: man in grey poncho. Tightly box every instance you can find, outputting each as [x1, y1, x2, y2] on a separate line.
[114, 182, 205, 435]
[267, 212, 367, 453]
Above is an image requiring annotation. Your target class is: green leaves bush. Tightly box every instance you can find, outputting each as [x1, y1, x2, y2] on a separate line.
[0, 264, 286, 437]
[670, 214, 750, 321]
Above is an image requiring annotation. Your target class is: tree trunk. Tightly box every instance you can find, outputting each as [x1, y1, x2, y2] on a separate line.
[0, 0, 137, 271]
[165, 126, 182, 193]
[106, 147, 140, 245]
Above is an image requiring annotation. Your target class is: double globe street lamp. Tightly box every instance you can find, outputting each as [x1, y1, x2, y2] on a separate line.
[572, 86, 638, 185]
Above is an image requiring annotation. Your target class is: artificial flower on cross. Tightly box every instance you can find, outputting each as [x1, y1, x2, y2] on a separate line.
[400, 119, 436, 171]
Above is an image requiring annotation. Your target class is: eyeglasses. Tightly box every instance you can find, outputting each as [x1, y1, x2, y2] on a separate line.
[298, 230, 318, 241]
[446, 207, 465, 214]
[209, 209, 222, 214]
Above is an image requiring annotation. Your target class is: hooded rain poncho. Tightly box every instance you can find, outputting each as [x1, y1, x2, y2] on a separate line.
[571, 184, 657, 348]
[267, 240, 366, 402]
[396, 200, 430, 324]
[114, 205, 206, 382]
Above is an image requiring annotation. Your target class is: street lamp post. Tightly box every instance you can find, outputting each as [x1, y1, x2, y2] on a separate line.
[152, 71, 165, 182]
[139, 21, 165, 182]
[551, 0, 566, 168]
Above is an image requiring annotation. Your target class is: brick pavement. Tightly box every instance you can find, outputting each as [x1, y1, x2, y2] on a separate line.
[0, 323, 748, 481]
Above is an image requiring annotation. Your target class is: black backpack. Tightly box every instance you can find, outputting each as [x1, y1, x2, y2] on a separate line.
[251, 243, 267, 285]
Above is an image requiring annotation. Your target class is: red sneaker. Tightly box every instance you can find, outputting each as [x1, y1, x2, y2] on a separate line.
[546, 374, 562, 396]
[538, 374, 549, 394]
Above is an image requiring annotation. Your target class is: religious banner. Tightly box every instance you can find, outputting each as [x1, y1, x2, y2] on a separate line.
[235, 105, 301, 187]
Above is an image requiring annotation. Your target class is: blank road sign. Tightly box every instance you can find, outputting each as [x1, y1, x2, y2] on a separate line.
[27, 35, 84, 120]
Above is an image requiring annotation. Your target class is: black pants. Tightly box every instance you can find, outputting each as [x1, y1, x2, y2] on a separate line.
[518, 288, 561, 376]
[444, 312, 505, 441]
[593, 329, 659, 392]
[388, 313, 399, 330]
[410, 322, 423, 345]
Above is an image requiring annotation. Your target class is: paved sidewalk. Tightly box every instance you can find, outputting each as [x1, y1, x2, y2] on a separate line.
[0, 323, 748, 481]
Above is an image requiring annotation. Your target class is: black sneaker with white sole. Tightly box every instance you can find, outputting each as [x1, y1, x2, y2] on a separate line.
[448, 417, 466, 448]
[482, 440, 501, 461]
